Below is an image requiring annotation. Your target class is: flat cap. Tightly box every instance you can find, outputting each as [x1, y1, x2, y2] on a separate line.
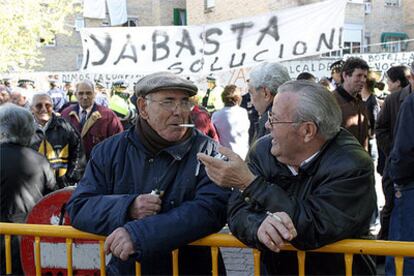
[134, 72, 198, 97]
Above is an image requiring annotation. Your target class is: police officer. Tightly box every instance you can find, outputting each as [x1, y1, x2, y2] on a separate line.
[109, 80, 137, 129]
[329, 59, 345, 90]
[200, 75, 224, 114]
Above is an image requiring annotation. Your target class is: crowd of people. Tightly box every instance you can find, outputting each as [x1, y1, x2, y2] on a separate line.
[1, 58, 413, 275]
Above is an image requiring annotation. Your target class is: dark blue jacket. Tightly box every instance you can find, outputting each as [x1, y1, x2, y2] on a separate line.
[67, 127, 230, 275]
[388, 92, 414, 186]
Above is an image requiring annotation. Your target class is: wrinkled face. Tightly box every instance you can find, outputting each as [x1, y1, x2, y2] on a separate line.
[76, 82, 96, 109]
[387, 78, 401, 93]
[265, 92, 302, 165]
[139, 90, 193, 142]
[248, 86, 269, 115]
[31, 96, 53, 125]
[0, 90, 10, 104]
[342, 69, 368, 95]
[10, 92, 26, 107]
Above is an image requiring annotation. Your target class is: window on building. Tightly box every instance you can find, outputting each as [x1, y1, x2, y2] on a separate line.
[40, 36, 56, 47]
[76, 54, 83, 70]
[173, 9, 186, 25]
[122, 17, 138, 27]
[381, 32, 408, 52]
[321, 41, 361, 57]
[384, 38, 405, 52]
[321, 50, 341, 58]
[364, 34, 371, 53]
[205, 0, 215, 11]
[74, 16, 85, 31]
[384, 0, 400, 7]
[364, 2, 372, 14]
[343, 41, 361, 54]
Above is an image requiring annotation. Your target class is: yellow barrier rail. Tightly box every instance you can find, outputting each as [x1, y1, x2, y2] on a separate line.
[1, 222, 414, 276]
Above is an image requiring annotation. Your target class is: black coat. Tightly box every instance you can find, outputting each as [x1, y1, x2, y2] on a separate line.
[228, 129, 376, 275]
[1, 142, 56, 275]
[388, 92, 414, 186]
[31, 113, 86, 188]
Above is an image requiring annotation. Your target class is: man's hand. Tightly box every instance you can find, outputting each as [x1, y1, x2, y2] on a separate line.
[197, 146, 256, 190]
[104, 227, 135, 261]
[128, 193, 162, 220]
[257, 212, 297, 252]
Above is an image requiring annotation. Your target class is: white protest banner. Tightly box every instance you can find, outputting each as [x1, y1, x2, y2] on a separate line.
[345, 51, 414, 72]
[80, 0, 346, 75]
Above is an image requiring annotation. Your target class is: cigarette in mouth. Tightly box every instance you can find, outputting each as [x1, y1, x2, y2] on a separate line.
[178, 124, 195, 128]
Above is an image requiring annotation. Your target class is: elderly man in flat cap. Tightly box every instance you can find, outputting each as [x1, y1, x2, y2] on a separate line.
[67, 72, 230, 275]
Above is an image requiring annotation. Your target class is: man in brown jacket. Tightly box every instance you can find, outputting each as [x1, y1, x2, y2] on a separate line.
[333, 57, 370, 150]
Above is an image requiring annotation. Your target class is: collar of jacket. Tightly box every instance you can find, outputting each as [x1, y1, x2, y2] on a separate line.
[125, 126, 197, 160]
[35, 113, 59, 134]
[47, 113, 58, 129]
[296, 129, 343, 176]
[399, 84, 412, 102]
[68, 104, 102, 137]
[335, 85, 361, 102]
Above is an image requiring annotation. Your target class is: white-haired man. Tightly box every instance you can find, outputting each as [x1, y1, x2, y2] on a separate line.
[30, 93, 86, 188]
[248, 62, 291, 143]
[198, 80, 376, 275]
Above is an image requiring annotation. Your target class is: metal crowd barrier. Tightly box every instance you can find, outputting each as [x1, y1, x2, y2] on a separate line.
[1, 222, 414, 276]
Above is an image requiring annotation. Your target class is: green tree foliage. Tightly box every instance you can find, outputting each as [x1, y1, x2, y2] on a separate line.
[0, 0, 78, 73]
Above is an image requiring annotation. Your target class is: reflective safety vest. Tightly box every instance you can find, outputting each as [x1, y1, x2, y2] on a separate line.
[109, 94, 136, 122]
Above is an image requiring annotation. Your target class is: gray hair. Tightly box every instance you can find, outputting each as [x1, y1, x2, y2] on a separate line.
[278, 80, 342, 140]
[248, 62, 291, 95]
[0, 103, 35, 146]
[30, 93, 53, 108]
[76, 79, 95, 92]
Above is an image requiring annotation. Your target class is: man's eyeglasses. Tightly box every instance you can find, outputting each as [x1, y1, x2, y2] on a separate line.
[34, 103, 53, 110]
[145, 98, 194, 111]
[267, 111, 297, 127]
[77, 91, 93, 96]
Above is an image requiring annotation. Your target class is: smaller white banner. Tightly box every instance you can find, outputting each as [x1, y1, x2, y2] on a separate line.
[345, 51, 414, 72]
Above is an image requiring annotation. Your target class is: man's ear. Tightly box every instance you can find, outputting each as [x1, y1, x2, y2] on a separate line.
[263, 87, 274, 101]
[342, 71, 348, 82]
[137, 97, 149, 119]
[302, 121, 318, 143]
